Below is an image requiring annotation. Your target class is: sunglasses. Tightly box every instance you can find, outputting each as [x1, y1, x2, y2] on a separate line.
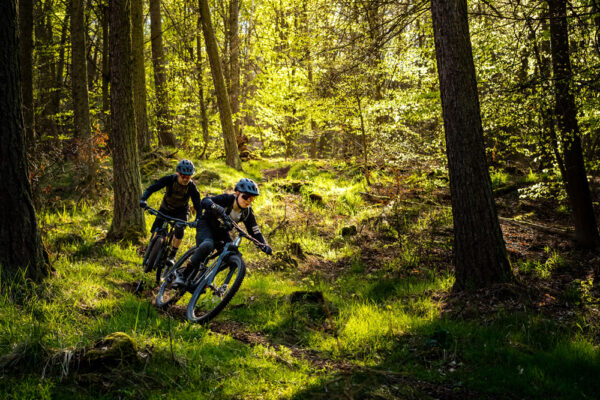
[241, 193, 256, 201]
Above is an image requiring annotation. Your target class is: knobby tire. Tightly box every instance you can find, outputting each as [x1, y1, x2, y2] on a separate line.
[155, 247, 196, 309]
[145, 236, 164, 273]
[186, 255, 246, 324]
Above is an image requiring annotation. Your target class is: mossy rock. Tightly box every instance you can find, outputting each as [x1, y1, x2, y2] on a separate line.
[83, 332, 141, 369]
[194, 169, 222, 186]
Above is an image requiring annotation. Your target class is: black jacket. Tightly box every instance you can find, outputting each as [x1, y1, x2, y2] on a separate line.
[201, 194, 267, 245]
[141, 174, 202, 214]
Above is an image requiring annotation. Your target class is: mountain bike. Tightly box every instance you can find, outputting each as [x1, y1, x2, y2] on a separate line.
[134, 206, 195, 294]
[155, 217, 270, 324]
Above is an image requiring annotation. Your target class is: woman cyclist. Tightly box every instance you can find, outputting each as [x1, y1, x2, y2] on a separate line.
[173, 178, 272, 287]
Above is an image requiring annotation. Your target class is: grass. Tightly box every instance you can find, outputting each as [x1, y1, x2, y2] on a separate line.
[1, 158, 599, 399]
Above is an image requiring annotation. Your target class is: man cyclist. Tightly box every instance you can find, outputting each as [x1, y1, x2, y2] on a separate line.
[139, 159, 202, 268]
[173, 177, 272, 287]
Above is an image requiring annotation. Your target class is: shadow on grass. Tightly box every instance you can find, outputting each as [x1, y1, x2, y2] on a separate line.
[289, 302, 600, 400]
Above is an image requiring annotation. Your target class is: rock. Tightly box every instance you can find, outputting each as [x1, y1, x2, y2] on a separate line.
[83, 332, 141, 369]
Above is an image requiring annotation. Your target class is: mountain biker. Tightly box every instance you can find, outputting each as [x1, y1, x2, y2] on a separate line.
[173, 177, 272, 287]
[139, 159, 202, 268]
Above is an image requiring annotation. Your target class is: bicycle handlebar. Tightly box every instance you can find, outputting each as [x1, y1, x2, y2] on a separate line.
[224, 216, 269, 251]
[144, 206, 196, 228]
[145, 206, 268, 252]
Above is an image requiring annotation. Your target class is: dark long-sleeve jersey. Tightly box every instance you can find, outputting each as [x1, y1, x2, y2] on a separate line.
[141, 174, 202, 214]
[201, 194, 267, 245]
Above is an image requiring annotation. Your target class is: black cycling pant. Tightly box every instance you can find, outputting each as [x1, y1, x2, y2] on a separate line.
[151, 207, 188, 240]
[189, 218, 230, 267]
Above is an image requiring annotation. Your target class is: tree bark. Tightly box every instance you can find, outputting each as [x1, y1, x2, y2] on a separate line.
[102, 3, 110, 133]
[430, 0, 512, 290]
[108, 0, 145, 241]
[71, 0, 94, 175]
[150, 0, 176, 147]
[547, 0, 600, 247]
[131, 0, 150, 152]
[199, 0, 242, 170]
[228, 0, 248, 158]
[19, 0, 35, 149]
[197, 4, 210, 159]
[0, 0, 49, 282]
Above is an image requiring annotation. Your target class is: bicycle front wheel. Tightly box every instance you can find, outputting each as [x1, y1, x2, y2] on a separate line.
[154, 247, 196, 308]
[145, 236, 164, 273]
[186, 255, 246, 324]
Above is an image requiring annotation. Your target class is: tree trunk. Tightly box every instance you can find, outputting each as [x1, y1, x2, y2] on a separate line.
[102, 3, 110, 133]
[0, 0, 49, 282]
[199, 0, 242, 170]
[228, 0, 248, 158]
[356, 94, 370, 185]
[35, 0, 59, 141]
[197, 4, 210, 158]
[108, 0, 145, 241]
[547, 0, 600, 247]
[131, 0, 150, 152]
[53, 12, 69, 132]
[430, 0, 512, 290]
[19, 0, 35, 150]
[71, 0, 94, 174]
[150, 0, 176, 147]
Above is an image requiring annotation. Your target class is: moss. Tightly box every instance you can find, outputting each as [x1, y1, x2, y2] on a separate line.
[83, 332, 141, 368]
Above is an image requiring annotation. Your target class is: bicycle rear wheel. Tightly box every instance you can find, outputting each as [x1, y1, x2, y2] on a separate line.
[186, 255, 246, 324]
[154, 247, 196, 308]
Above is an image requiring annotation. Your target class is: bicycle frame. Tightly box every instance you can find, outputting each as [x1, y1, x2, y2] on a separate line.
[188, 235, 243, 291]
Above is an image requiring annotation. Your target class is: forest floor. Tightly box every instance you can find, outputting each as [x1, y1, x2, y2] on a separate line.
[1, 156, 599, 399]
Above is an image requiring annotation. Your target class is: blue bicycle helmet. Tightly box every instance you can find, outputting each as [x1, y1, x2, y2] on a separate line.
[235, 178, 259, 196]
[176, 159, 195, 175]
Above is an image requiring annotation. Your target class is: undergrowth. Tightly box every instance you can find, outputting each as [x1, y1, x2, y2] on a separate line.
[1, 160, 598, 399]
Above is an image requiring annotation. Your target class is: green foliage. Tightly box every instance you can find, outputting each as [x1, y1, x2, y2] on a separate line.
[6, 154, 600, 399]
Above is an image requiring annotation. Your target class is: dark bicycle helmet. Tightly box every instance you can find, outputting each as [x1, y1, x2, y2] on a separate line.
[176, 159, 195, 175]
[235, 178, 259, 196]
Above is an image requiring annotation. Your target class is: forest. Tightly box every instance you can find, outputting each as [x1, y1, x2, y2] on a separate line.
[1, 0, 600, 398]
